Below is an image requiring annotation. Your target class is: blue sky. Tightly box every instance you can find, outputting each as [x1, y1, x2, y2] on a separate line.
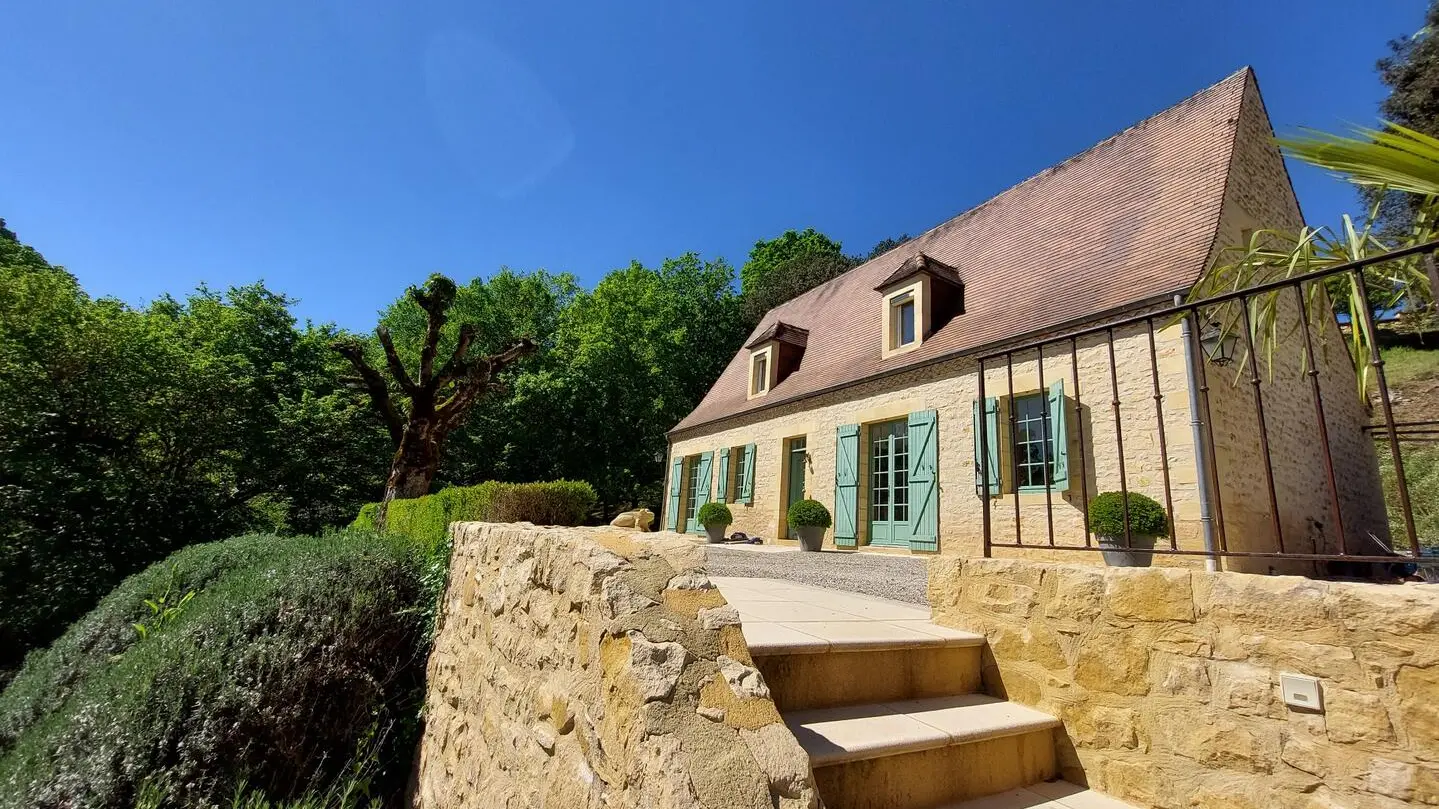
[1, 1, 1424, 330]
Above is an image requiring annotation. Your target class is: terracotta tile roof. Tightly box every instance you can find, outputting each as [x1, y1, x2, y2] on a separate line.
[874, 253, 963, 292]
[673, 68, 1254, 434]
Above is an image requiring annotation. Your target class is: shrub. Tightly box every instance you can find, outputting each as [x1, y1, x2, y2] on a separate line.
[351, 480, 598, 548]
[787, 499, 832, 530]
[697, 502, 732, 527]
[0, 531, 442, 809]
[487, 481, 597, 526]
[1088, 491, 1168, 538]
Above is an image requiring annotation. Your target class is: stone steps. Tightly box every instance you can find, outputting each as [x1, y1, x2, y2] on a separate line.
[785, 694, 1060, 767]
[716, 576, 1138, 809]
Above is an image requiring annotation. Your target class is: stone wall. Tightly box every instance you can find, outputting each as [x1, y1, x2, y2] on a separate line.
[1198, 71, 1389, 575]
[929, 557, 1439, 808]
[412, 523, 818, 809]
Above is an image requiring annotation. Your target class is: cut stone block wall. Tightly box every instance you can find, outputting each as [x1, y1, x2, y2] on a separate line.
[929, 557, 1439, 808]
[412, 523, 818, 809]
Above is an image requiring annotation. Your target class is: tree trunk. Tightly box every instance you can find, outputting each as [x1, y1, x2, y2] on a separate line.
[376, 418, 444, 528]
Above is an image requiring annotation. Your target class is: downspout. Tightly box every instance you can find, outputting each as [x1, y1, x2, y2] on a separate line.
[1178, 295, 1220, 572]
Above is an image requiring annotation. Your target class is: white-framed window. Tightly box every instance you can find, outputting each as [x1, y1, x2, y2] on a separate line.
[892, 293, 916, 349]
[750, 349, 771, 397]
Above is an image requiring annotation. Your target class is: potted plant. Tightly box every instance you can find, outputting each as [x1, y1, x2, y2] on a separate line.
[1088, 491, 1168, 567]
[697, 502, 733, 544]
[787, 499, 831, 552]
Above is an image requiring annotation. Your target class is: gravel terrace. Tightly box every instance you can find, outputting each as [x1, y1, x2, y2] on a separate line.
[700, 544, 929, 605]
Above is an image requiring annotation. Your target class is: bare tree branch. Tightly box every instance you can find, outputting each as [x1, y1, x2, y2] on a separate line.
[435, 337, 537, 422]
[332, 339, 404, 447]
[375, 327, 418, 396]
[430, 323, 478, 393]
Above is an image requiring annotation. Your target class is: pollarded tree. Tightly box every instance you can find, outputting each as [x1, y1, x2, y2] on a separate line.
[333, 274, 536, 520]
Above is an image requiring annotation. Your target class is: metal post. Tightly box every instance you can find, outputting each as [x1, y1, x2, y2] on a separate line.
[1178, 297, 1219, 571]
[979, 359, 992, 557]
[1352, 269, 1420, 556]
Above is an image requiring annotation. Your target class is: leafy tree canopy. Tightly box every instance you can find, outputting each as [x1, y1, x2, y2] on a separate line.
[0, 222, 388, 671]
[739, 228, 846, 293]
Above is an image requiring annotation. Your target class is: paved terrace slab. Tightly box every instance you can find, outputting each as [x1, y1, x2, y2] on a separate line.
[703, 543, 929, 604]
[709, 575, 983, 654]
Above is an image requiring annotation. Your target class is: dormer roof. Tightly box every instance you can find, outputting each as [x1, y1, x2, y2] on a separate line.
[874, 253, 963, 293]
[745, 321, 810, 350]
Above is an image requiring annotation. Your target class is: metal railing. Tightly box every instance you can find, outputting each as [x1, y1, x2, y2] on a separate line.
[977, 240, 1438, 565]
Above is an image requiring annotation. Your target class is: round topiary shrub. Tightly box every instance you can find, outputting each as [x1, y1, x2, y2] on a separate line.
[0, 531, 443, 809]
[787, 499, 832, 530]
[1088, 491, 1168, 537]
[697, 502, 732, 527]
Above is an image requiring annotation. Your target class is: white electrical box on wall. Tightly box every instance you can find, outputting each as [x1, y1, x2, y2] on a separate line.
[1280, 673, 1323, 711]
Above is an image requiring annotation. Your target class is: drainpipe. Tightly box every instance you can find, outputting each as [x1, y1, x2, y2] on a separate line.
[1178, 294, 1220, 572]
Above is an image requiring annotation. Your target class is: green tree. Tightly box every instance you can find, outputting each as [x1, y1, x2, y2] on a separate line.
[0, 223, 386, 672]
[541, 253, 745, 512]
[739, 228, 846, 294]
[867, 233, 913, 259]
[740, 251, 857, 325]
[1369, 6, 1439, 233]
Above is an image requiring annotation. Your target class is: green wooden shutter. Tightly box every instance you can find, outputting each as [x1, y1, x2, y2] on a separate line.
[973, 398, 1000, 497]
[695, 452, 713, 521]
[739, 443, 756, 504]
[715, 447, 730, 503]
[907, 410, 939, 551]
[666, 457, 683, 531]
[1048, 379, 1069, 491]
[834, 424, 860, 548]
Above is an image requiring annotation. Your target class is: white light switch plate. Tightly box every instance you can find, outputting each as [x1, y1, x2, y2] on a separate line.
[1280, 673, 1323, 711]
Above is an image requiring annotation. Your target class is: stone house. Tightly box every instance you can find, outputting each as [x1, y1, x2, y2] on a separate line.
[663, 68, 1387, 575]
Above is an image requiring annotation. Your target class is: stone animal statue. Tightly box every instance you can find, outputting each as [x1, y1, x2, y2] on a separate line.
[609, 507, 655, 532]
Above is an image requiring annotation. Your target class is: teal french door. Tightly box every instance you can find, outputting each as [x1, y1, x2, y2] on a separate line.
[868, 419, 910, 546]
[783, 437, 807, 538]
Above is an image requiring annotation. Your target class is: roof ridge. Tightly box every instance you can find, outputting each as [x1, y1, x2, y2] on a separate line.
[754, 66, 1253, 326]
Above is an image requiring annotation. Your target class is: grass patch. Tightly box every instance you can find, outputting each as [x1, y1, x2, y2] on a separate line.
[1379, 344, 1439, 387]
[1379, 443, 1439, 553]
[0, 531, 445, 809]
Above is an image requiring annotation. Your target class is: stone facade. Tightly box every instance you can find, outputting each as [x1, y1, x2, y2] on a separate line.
[665, 73, 1388, 574]
[929, 557, 1439, 808]
[412, 523, 818, 809]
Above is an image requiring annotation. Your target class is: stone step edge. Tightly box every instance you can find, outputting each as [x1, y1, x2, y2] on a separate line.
[744, 627, 986, 657]
[785, 695, 1061, 768]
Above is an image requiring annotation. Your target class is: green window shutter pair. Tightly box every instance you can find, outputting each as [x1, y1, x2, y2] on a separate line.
[715, 448, 730, 503]
[738, 443, 756, 504]
[971, 379, 1069, 495]
[833, 425, 860, 548]
[666, 457, 684, 531]
[907, 410, 939, 551]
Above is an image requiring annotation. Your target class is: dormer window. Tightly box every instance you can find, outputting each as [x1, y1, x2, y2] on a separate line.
[751, 350, 769, 396]
[746, 321, 808, 399]
[875, 252, 964, 359]
[892, 293, 916, 349]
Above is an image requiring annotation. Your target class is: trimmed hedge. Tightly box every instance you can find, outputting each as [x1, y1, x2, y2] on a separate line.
[1088, 491, 1169, 538]
[351, 480, 598, 549]
[0, 531, 440, 809]
[787, 499, 832, 530]
[697, 502, 732, 527]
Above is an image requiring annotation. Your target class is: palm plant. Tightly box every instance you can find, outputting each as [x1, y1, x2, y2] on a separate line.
[1191, 122, 1439, 399]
